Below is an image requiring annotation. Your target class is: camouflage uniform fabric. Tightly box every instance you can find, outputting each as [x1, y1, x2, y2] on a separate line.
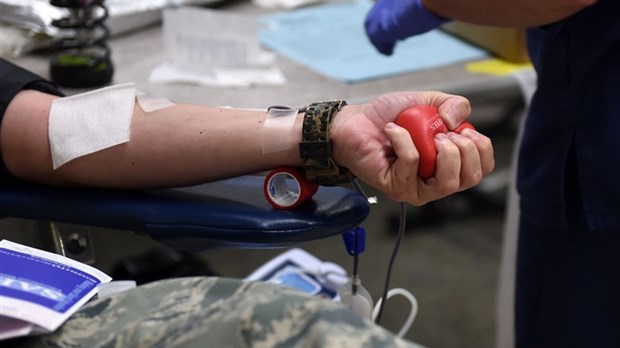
[17, 277, 419, 348]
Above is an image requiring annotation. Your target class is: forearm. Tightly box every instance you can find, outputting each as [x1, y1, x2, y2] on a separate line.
[0, 90, 303, 188]
[424, 0, 598, 27]
[0, 87, 496, 206]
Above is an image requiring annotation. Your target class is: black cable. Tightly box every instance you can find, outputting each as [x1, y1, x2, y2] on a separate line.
[351, 178, 368, 201]
[350, 178, 408, 324]
[350, 178, 368, 296]
[375, 201, 407, 324]
[352, 237, 359, 295]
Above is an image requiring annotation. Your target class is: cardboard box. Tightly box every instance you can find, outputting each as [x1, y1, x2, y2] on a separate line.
[442, 22, 530, 63]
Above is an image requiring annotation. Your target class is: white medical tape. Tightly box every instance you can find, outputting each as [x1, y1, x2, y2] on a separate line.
[261, 107, 299, 154]
[263, 167, 319, 209]
[49, 83, 136, 169]
[136, 90, 175, 112]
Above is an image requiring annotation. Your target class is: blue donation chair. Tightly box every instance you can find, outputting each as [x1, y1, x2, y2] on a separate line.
[0, 174, 370, 264]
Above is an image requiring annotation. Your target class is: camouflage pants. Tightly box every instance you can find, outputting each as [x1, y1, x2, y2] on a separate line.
[16, 277, 420, 348]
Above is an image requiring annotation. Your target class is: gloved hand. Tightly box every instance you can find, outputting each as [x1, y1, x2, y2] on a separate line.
[365, 0, 451, 55]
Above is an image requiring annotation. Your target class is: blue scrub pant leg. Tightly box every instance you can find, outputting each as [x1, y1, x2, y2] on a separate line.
[515, 176, 620, 347]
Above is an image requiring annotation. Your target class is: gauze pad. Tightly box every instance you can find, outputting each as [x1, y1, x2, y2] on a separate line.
[49, 83, 136, 169]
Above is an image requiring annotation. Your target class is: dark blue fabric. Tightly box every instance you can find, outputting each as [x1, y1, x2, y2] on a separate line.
[516, 2, 620, 346]
[0, 58, 63, 179]
[518, 1, 620, 229]
[516, 146, 620, 348]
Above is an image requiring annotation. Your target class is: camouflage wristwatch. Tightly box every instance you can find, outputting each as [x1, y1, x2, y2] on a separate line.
[299, 100, 354, 186]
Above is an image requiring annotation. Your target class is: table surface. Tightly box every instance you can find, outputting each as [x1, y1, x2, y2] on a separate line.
[7, 1, 522, 111]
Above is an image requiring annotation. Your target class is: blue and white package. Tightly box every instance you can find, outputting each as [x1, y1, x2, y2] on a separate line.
[0, 240, 111, 339]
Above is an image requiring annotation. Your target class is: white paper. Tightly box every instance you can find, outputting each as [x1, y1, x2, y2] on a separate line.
[253, 0, 325, 10]
[252, 0, 325, 10]
[149, 7, 285, 87]
[149, 62, 285, 88]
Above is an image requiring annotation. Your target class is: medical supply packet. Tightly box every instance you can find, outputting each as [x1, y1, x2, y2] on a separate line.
[246, 248, 348, 300]
[0, 240, 112, 340]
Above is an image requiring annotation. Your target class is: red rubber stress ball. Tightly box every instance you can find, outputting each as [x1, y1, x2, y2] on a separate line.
[395, 105, 475, 179]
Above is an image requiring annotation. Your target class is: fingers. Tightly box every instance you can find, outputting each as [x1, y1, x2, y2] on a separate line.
[429, 129, 494, 193]
[435, 95, 471, 130]
[429, 133, 462, 194]
[383, 122, 422, 202]
[460, 128, 495, 175]
[384, 122, 494, 206]
[363, 92, 493, 206]
[446, 131, 482, 190]
[406, 91, 472, 128]
[367, 91, 471, 127]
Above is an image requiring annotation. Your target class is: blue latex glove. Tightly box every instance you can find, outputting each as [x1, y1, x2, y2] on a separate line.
[365, 0, 451, 55]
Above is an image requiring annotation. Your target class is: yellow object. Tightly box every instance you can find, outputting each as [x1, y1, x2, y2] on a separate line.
[466, 58, 533, 76]
[442, 22, 530, 63]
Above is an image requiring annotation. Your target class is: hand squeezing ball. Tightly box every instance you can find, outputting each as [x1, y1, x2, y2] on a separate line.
[395, 105, 475, 179]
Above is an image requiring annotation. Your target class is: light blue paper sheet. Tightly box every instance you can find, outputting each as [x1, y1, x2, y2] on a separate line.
[259, 0, 489, 83]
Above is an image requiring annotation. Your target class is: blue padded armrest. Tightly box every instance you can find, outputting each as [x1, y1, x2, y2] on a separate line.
[0, 175, 369, 251]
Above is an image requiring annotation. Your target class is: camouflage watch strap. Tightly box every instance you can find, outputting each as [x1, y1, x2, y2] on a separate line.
[299, 100, 353, 186]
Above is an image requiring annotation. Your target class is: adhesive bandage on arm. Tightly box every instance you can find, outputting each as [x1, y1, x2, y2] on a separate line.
[261, 106, 299, 154]
[136, 90, 176, 112]
[48, 83, 176, 170]
[49, 83, 137, 169]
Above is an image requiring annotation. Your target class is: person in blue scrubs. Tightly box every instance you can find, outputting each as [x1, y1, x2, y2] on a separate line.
[365, 0, 620, 347]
